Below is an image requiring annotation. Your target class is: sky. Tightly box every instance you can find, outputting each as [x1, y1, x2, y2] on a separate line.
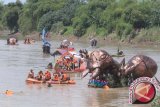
[2, 0, 26, 4]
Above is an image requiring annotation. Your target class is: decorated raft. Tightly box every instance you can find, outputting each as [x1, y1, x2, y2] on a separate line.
[52, 49, 86, 73]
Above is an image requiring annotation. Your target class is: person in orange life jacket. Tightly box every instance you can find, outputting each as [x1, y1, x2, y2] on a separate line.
[45, 71, 51, 81]
[53, 73, 59, 81]
[61, 72, 70, 81]
[28, 69, 34, 78]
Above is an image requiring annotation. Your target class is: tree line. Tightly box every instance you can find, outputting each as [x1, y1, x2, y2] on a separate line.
[0, 0, 159, 40]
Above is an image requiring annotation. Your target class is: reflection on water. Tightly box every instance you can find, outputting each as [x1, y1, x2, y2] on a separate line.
[0, 40, 159, 107]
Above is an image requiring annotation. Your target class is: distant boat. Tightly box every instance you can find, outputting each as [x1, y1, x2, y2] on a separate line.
[111, 54, 125, 57]
[112, 48, 125, 57]
[7, 36, 18, 45]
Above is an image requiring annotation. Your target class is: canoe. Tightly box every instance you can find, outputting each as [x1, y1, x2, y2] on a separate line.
[111, 54, 125, 57]
[48, 80, 76, 84]
[26, 78, 45, 84]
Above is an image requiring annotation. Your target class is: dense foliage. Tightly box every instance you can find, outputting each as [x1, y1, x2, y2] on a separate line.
[0, 0, 159, 39]
[2, 0, 22, 32]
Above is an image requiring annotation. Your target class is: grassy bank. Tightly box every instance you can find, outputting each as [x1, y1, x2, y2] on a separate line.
[50, 26, 160, 49]
[0, 27, 160, 49]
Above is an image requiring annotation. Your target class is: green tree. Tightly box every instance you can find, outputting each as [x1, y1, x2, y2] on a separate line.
[0, 1, 4, 29]
[2, 1, 23, 32]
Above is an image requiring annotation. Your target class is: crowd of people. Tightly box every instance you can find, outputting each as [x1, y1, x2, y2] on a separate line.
[55, 54, 82, 72]
[27, 69, 70, 82]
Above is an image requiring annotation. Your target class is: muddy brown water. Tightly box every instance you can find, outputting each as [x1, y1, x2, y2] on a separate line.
[0, 40, 159, 107]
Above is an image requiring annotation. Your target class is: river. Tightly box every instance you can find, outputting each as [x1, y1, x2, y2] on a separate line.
[0, 40, 159, 107]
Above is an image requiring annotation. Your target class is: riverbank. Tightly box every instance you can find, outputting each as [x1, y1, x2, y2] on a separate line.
[50, 33, 160, 50]
[0, 30, 160, 50]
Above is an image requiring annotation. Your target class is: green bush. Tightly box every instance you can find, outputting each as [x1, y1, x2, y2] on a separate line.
[73, 27, 86, 37]
[51, 22, 64, 33]
[60, 28, 67, 35]
[64, 26, 73, 35]
[116, 21, 132, 39]
[96, 27, 107, 36]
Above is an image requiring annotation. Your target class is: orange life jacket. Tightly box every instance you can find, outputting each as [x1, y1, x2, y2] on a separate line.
[53, 74, 59, 81]
[45, 71, 51, 79]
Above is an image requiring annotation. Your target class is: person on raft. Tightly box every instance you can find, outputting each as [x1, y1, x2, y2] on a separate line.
[36, 70, 44, 81]
[45, 71, 51, 81]
[52, 73, 60, 81]
[28, 69, 34, 78]
[61, 72, 70, 82]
